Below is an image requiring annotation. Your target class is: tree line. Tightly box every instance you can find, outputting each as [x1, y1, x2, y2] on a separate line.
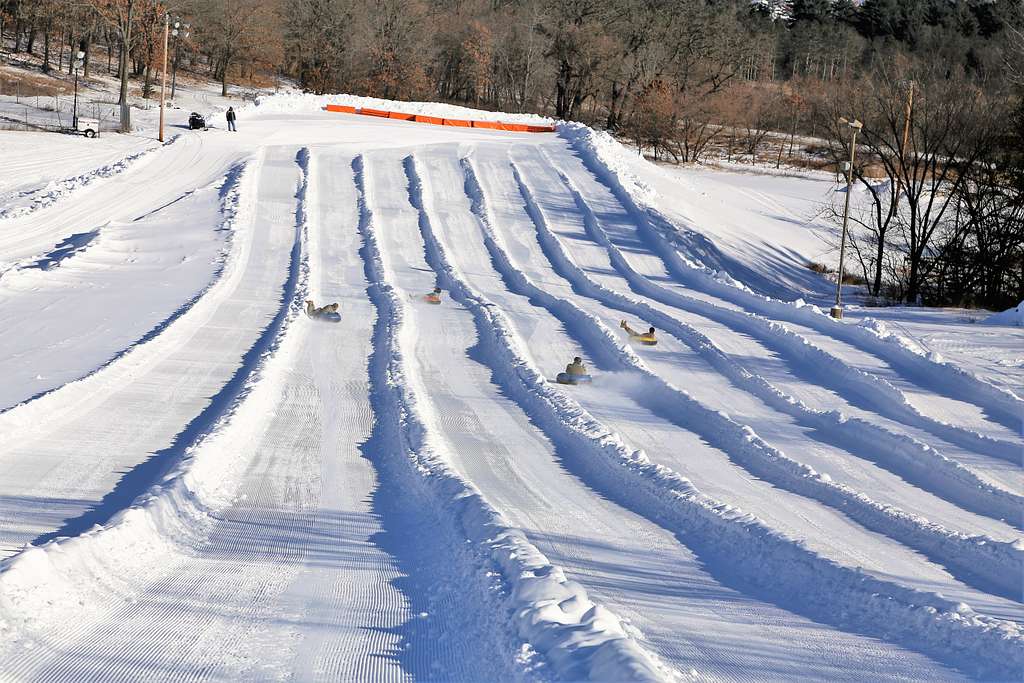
[0, 0, 282, 130]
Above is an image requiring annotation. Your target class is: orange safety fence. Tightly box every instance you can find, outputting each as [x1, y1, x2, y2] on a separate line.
[322, 105, 555, 133]
[415, 114, 445, 126]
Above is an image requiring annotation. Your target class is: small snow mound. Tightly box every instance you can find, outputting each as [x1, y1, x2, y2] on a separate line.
[981, 301, 1024, 327]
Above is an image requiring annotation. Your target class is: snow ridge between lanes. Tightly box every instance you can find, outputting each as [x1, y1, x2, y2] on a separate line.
[359, 152, 671, 683]
[503, 157, 1022, 600]
[0, 147, 311, 670]
[558, 123, 1024, 434]
[450, 153, 1022, 680]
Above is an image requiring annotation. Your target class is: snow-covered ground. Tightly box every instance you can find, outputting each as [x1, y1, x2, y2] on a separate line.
[0, 94, 1020, 682]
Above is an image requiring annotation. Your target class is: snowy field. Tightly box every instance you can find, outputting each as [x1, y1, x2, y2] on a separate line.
[0, 94, 1021, 682]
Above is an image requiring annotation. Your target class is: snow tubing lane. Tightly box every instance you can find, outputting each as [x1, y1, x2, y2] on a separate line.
[356, 153, 670, 683]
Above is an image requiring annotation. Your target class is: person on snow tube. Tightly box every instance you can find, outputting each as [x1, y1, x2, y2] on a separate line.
[621, 320, 657, 345]
[425, 287, 443, 304]
[306, 300, 340, 320]
[557, 357, 592, 384]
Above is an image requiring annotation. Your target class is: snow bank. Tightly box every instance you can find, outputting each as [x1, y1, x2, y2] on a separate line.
[245, 92, 554, 126]
[0, 149, 308, 663]
[558, 123, 1024, 428]
[357, 154, 671, 683]
[982, 301, 1024, 327]
[446, 154, 1023, 679]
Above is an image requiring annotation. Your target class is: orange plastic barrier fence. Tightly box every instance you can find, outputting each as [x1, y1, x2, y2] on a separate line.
[414, 114, 445, 126]
[322, 105, 555, 133]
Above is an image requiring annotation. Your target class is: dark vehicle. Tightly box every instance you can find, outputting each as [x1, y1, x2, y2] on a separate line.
[188, 112, 206, 130]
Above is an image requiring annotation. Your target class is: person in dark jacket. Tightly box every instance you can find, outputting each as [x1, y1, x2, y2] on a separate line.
[226, 107, 237, 132]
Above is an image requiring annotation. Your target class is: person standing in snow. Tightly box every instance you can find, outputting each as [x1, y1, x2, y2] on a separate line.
[226, 107, 237, 132]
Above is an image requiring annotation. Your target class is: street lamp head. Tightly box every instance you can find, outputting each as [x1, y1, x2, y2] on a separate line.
[174, 21, 181, 28]
[849, 119, 863, 130]
[76, 50, 85, 60]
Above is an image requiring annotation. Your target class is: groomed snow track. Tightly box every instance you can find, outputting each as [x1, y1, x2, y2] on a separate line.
[0, 104, 1020, 682]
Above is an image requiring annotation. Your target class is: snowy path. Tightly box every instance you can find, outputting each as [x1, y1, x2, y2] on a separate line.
[0, 163, 240, 409]
[0, 130, 244, 274]
[0, 146, 296, 556]
[0, 103, 1020, 681]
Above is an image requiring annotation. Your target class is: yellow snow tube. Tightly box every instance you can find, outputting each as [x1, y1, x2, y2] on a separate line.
[425, 293, 442, 304]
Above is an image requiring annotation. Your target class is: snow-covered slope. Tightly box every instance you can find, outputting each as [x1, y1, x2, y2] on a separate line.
[0, 95, 1020, 682]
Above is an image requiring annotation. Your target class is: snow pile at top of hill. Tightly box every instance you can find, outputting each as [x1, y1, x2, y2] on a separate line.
[981, 301, 1024, 327]
[249, 92, 554, 125]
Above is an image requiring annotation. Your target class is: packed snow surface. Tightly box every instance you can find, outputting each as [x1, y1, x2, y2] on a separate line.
[0, 95, 1020, 682]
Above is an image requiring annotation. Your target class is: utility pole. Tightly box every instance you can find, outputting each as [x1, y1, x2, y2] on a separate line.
[832, 117, 863, 320]
[159, 14, 169, 142]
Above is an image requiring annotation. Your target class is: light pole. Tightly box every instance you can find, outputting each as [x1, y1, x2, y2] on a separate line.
[72, 50, 85, 129]
[170, 21, 190, 100]
[832, 116, 863, 320]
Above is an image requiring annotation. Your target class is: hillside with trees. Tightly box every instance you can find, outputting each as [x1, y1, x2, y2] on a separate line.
[1, 0, 1021, 309]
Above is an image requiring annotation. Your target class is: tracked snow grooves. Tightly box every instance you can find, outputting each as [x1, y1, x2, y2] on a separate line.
[0, 161, 245, 411]
[458, 154, 1023, 601]
[558, 123, 1024, 433]
[268, 147, 410, 683]
[0, 132, 231, 276]
[0, 147, 298, 558]
[0, 146, 312, 680]
[355, 152, 671, 683]
[542, 162, 1022, 529]
[0, 137, 167, 226]
[418, 148, 1023, 678]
